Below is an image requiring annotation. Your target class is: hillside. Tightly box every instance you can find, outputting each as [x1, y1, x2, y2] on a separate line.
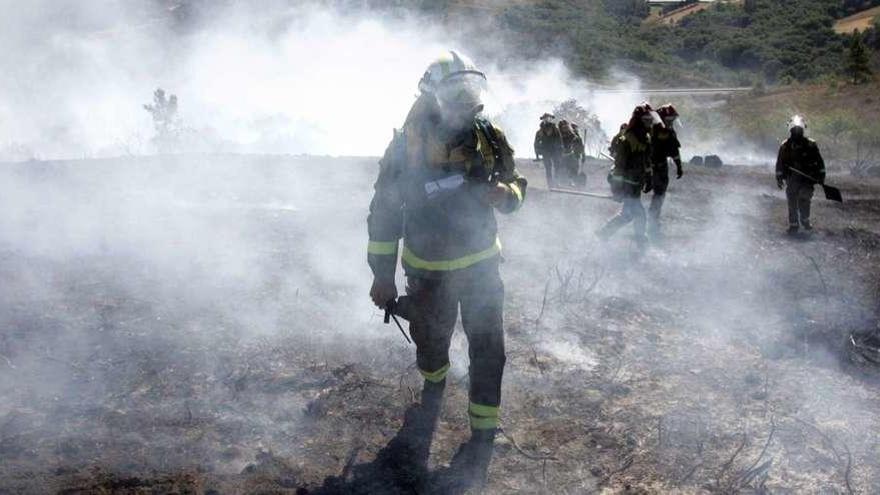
[724, 81, 880, 162]
[835, 5, 880, 33]
[373, 0, 879, 86]
[159, 0, 878, 86]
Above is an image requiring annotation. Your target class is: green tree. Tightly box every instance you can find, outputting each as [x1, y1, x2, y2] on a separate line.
[846, 32, 873, 84]
[743, 0, 758, 14]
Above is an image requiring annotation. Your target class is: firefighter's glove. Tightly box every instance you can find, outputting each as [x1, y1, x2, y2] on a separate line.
[370, 277, 397, 309]
[487, 183, 511, 207]
[675, 161, 683, 179]
[643, 180, 653, 194]
[776, 178, 785, 190]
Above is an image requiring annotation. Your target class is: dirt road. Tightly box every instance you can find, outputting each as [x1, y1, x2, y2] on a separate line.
[0, 155, 878, 493]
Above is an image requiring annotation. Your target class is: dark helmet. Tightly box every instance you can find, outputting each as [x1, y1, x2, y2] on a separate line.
[558, 120, 574, 136]
[657, 103, 679, 126]
[628, 103, 657, 131]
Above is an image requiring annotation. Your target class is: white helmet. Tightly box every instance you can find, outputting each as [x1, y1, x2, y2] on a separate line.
[418, 50, 486, 95]
[789, 114, 806, 137]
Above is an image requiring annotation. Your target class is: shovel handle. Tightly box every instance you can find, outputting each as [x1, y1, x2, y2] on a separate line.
[789, 167, 820, 183]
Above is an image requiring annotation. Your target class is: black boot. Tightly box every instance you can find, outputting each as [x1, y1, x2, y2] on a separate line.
[433, 429, 496, 493]
[368, 380, 445, 490]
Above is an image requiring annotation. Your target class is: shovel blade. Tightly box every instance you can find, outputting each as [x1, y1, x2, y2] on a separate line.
[823, 184, 843, 203]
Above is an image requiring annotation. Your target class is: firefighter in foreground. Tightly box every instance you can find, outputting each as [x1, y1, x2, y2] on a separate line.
[534, 113, 563, 187]
[598, 104, 655, 247]
[648, 104, 683, 237]
[776, 115, 825, 234]
[367, 50, 527, 488]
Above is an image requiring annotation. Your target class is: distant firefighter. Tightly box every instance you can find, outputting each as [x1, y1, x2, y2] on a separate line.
[598, 104, 656, 248]
[648, 104, 683, 237]
[776, 115, 826, 234]
[534, 113, 563, 187]
[558, 119, 585, 187]
[608, 122, 627, 160]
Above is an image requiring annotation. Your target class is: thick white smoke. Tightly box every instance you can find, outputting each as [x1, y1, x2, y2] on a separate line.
[0, 1, 649, 161]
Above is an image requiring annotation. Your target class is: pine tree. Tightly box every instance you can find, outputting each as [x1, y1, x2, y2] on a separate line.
[846, 32, 873, 85]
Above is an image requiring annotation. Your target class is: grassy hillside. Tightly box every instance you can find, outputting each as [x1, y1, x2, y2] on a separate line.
[382, 0, 879, 86]
[726, 80, 880, 167]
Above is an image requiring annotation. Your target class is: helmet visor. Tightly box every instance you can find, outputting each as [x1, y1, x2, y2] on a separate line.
[435, 72, 487, 115]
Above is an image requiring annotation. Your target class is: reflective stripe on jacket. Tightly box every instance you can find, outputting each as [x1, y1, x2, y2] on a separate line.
[368, 96, 527, 280]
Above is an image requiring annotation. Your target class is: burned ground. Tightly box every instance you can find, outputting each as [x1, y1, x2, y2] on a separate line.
[0, 156, 879, 494]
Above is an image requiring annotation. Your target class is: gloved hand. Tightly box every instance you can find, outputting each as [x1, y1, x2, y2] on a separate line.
[487, 183, 511, 206]
[643, 176, 654, 194]
[370, 277, 397, 309]
[676, 162, 683, 179]
[777, 178, 785, 190]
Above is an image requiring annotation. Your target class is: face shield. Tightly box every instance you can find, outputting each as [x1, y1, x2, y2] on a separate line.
[435, 72, 487, 129]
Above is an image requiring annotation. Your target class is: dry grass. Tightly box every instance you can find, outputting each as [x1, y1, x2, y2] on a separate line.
[834, 6, 880, 35]
[1, 157, 880, 493]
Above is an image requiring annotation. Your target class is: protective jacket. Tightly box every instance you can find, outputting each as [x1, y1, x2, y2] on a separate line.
[534, 123, 562, 158]
[561, 129, 585, 161]
[610, 130, 652, 195]
[776, 137, 825, 183]
[608, 130, 625, 159]
[651, 127, 681, 167]
[368, 96, 527, 281]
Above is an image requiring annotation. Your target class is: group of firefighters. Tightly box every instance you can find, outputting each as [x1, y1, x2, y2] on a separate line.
[365, 51, 828, 490]
[533, 113, 586, 188]
[535, 103, 684, 244]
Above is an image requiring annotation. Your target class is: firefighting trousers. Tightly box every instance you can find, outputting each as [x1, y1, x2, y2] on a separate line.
[543, 153, 561, 187]
[649, 163, 670, 221]
[562, 156, 580, 185]
[600, 186, 647, 242]
[786, 175, 814, 227]
[405, 260, 506, 430]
